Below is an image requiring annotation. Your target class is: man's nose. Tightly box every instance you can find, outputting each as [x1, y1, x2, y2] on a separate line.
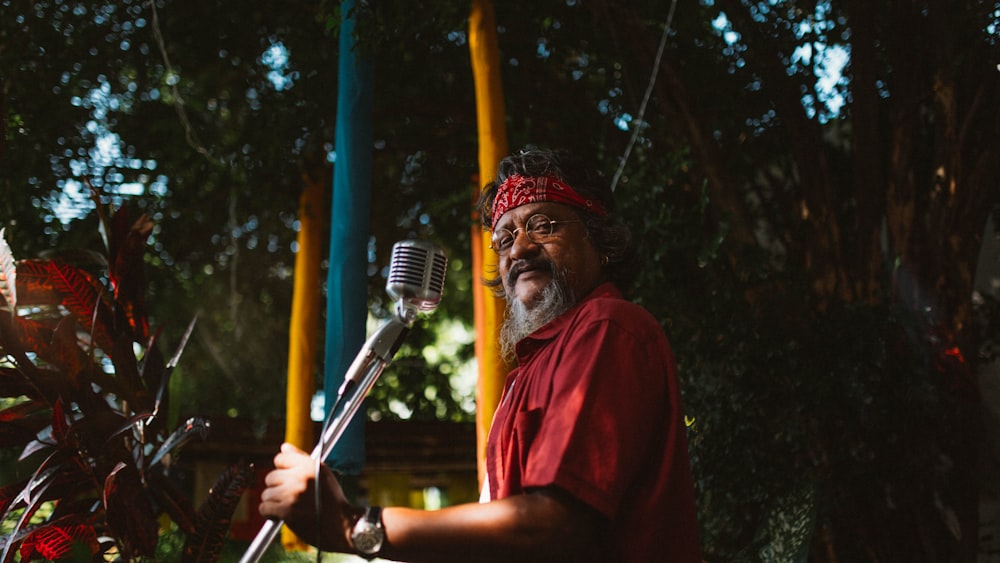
[507, 228, 540, 260]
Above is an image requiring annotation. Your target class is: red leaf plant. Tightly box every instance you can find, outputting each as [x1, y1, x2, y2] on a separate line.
[0, 206, 254, 562]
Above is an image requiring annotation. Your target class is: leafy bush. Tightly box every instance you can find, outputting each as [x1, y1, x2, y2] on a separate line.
[0, 205, 253, 562]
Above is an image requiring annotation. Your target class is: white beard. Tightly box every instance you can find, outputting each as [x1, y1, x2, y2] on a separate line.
[499, 269, 574, 365]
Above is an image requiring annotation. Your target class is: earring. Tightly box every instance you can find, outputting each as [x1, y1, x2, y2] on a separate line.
[601, 255, 609, 266]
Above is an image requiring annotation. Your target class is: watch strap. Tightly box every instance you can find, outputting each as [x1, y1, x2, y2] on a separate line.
[364, 505, 382, 525]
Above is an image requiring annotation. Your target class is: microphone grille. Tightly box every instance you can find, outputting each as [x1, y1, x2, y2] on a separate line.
[387, 240, 447, 312]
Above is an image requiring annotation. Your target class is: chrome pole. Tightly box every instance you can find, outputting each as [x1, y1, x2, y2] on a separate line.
[239, 317, 411, 563]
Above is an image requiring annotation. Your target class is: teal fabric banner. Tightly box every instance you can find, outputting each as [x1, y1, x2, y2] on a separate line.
[324, 0, 374, 475]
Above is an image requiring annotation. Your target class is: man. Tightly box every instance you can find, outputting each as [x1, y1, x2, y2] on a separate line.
[259, 147, 701, 562]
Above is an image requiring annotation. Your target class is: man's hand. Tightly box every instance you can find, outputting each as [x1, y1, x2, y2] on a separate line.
[257, 445, 610, 562]
[258, 443, 358, 552]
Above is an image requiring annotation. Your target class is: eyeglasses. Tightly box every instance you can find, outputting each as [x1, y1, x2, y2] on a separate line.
[490, 213, 582, 255]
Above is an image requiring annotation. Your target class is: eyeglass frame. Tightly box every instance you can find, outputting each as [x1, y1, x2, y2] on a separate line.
[489, 213, 583, 255]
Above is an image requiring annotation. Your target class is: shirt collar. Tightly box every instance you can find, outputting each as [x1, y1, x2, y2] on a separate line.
[513, 282, 621, 359]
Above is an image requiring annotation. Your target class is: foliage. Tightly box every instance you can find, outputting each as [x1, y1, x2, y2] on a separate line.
[0, 0, 481, 423]
[599, 1, 998, 559]
[155, 525, 323, 563]
[365, 321, 476, 423]
[1, 0, 999, 561]
[0, 204, 253, 561]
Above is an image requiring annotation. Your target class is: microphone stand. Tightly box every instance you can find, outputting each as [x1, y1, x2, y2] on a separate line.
[239, 305, 418, 563]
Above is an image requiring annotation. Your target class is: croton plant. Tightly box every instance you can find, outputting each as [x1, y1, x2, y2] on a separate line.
[0, 204, 253, 562]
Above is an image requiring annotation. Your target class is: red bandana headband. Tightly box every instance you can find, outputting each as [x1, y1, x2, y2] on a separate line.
[491, 174, 608, 229]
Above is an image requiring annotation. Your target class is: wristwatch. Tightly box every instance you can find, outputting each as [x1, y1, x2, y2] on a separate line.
[350, 505, 385, 559]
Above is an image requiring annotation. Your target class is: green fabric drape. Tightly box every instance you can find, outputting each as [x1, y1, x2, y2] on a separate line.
[323, 0, 374, 474]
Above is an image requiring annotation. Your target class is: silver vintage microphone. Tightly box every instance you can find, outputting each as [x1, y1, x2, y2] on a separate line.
[386, 239, 448, 320]
[240, 240, 447, 563]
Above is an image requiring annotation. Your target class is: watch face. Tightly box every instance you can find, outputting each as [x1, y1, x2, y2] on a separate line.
[352, 508, 385, 556]
[354, 530, 383, 554]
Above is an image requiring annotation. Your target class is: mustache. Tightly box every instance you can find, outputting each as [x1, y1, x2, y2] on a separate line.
[506, 258, 553, 288]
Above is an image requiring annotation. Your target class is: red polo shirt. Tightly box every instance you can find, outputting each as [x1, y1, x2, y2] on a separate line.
[485, 283, 700, 562]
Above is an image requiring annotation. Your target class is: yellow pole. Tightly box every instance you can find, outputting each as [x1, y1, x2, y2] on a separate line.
[281, 172, 325, 550]
[469, 0, 511, 488]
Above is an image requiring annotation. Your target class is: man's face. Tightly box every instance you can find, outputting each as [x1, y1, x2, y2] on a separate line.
[495, 201, 605, 308]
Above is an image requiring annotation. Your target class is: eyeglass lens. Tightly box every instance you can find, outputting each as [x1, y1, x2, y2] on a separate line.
[491, 214, 557, 253]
